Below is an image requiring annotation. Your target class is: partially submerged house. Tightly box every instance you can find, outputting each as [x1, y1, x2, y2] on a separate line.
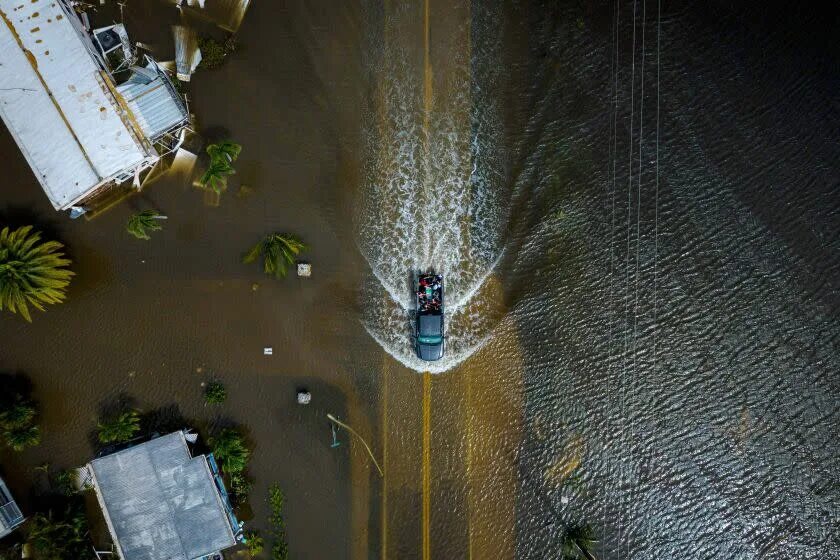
[0, 475, 24, 540]
[85, 431, 243, 560]
[0, 0, 189, 216]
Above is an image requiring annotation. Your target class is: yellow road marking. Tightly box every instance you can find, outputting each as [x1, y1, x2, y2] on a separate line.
[381, 358, 389, 560]
[422, 371, 432, 560]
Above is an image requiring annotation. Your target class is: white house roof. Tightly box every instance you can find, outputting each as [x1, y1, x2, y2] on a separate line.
[0, 0, 155, 209]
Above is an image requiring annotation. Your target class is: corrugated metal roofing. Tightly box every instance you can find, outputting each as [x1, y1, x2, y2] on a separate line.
[90, 432, 237, 560]
[117, 69, 188, 141]
[0, 0, 156, 209]
[0, 476, 24, 538]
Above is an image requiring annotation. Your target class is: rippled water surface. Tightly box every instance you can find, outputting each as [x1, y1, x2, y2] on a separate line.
[0, 1, 837, 559]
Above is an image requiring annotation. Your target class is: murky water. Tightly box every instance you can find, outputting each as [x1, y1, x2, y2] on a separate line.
[1, 0, 838, 559]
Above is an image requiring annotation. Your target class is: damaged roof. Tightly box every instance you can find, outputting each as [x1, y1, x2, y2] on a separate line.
[0, 0, 155, 209]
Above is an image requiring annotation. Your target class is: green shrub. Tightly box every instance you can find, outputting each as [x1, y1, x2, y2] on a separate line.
[197, 36, 237, 69]
[268, 484, 288, 560]
[244, 530, 264, 556]
[229, 472, 252, 504]
[204, 381, 227, 405]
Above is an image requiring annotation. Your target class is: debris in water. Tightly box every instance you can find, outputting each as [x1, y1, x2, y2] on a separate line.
[297, 263, 311, 277]
[296, 390, 311, 405]
[263, 347, 273, 356]
[172, 25, 202, 81]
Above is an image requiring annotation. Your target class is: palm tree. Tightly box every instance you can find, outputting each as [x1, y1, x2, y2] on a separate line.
[4, 424, 41, 451]
[199, 140, 241, 195]
[207, 140, 242, 165]
[0, 225, 74, 322]
[0, 399, 36, 429]
[208, 428, 249, 474]
[126, 210, 167, 240]
[562, 524, 598, 560]
[97, 410, 141, 444]
[27, 505, 90, 559]
[243, 233, 307, 279]
[199, 159, 235, 194]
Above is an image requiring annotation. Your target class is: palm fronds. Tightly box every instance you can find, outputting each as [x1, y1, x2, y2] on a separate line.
[208, 428, 249, 474]
[199, 160, 236, 194]
[207, 140, 242, 164]
[126, 210, 167, 240]
[243, 233, 307, 279]
[199, 140, 241, 194]
[97, 410, 141, 444]
[562, 524, 598, 560]
[0, 225, 74, 322]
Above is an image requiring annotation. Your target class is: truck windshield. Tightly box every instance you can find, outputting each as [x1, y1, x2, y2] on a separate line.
[418, 335, 443, 345]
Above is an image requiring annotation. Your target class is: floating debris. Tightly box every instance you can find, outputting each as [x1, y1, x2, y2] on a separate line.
[297, 263, 312, 278]
[263, 347, 273, 356]
[173, 25, 202, 81]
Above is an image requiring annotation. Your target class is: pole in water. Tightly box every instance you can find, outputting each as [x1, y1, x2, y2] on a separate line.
[327, 413, 384, 477]
[330, 422, 341, 448]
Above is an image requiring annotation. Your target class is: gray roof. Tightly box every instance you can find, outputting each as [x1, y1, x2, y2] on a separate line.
[0, 476, 24, 539]
[116, 65, 189, 141]
[90, 432, 236, 560]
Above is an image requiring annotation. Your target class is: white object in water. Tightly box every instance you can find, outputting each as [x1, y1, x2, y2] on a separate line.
[297, 391, 311, 405]
[297, 263, 312, 277]
[264, 347, 273, 356]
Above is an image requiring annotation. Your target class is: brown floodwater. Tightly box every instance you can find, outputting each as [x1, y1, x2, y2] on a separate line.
[2, 1, 839, 559]
[0, 0, 527, 558]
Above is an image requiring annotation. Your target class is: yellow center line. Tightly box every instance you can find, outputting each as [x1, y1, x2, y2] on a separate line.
[422, 370, 432, 560]
[380, 358, 389, 560]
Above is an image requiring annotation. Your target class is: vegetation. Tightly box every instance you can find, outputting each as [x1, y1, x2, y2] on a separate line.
[0, 225, 74, 322]
[208, 428, 249, 474]
[204, 381, 227, 405]
[54, 469, 80, 497]
[0, 396, 41, 452]
[199, 140, 241, 194]
[243, 233, 307, 279]
[268, 484, 289, 560]
[97, 410, 141, 444]
[229, 472, 253, 504]
[27, 503, 92, 560]
[244, 530, 264, 556]
[562, 524, 598, 560]
[197, 36, 238, 69]
[126, 210, 167, 240]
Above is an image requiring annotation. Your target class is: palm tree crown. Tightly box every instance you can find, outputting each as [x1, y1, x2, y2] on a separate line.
[243, 233, 307, 279]
[97, 410, 141, 444]
[208, 428, 249, 474]
[0, 225, 74, 322]
[207, 141, 242, 164]
[126, 210, 167, 240]
[200, 140, 242, 194]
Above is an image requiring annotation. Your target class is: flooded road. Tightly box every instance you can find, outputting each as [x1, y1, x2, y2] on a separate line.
[2, 0, 839, 559]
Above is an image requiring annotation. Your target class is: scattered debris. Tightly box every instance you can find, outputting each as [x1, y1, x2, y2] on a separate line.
[296, 390, 311, 405]
[297, 262, 312, 277]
